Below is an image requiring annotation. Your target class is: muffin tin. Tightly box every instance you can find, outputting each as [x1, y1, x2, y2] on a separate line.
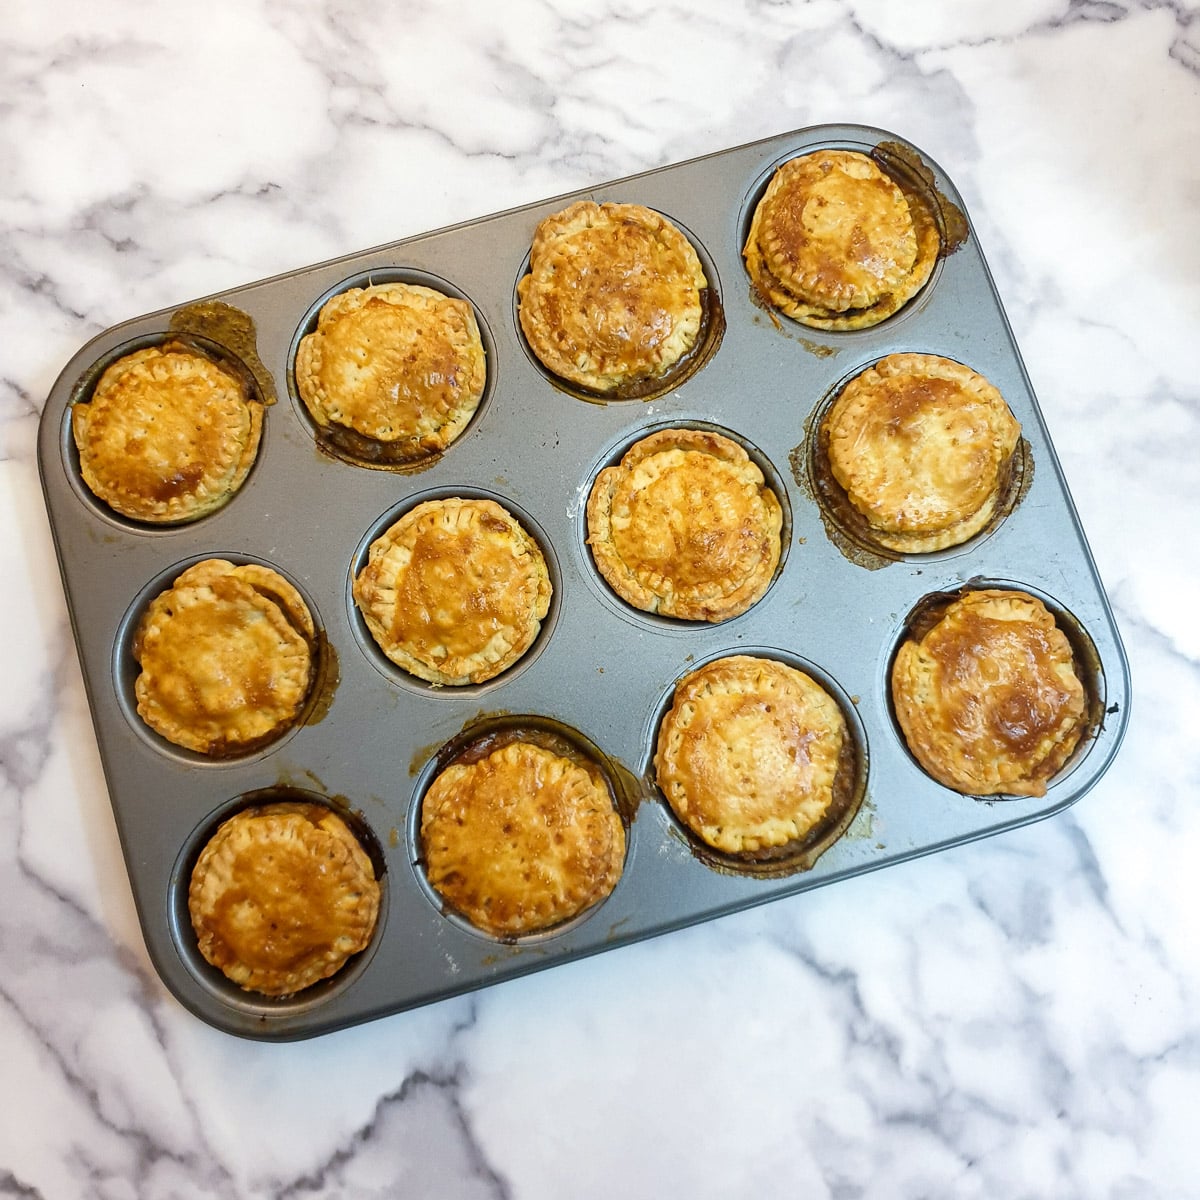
[38, 124, 1131, 1040]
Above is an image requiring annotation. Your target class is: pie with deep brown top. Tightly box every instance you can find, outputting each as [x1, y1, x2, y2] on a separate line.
[586, 427, 782, 621]
[654, 655, 850, 855]
[743, 149, 940, 330]
[188, 802, 381, 996]
[517, 201, 708, 393]
[891, 590, 1089, 796]
[420, 739, 625, 936]
[353, 497, 552, 685]
[294, 282, 486, 456]
[822, 353, 1021, 552]
[133, 559, 315, 754]
[72, 342, 263, 522]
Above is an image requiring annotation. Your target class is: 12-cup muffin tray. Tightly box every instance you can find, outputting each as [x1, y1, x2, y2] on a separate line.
[38, 124, 1131, 1040]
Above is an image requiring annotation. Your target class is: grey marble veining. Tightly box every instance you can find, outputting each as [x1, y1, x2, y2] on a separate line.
[2, 1, 1198, 1196]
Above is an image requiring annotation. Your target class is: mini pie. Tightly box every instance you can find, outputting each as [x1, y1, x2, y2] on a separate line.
[72, 341, 263, 522]
[822, 353, 1021, 553]
[744, 149, 940, 331]
[655, 655, 850, 856]
[133, 559, 316, 755]
[517, 201, 708, 394]
[586, 427, 782, 621]
[353, 497, 552, 685]
[420, 739, 625, 937]
[891, 589, 1089, 797]
[294, 282, 486, 457]
[188, 802, 381, 996]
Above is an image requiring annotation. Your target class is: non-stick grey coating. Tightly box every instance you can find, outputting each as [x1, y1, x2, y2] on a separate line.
[37, 124, 1131, 1040]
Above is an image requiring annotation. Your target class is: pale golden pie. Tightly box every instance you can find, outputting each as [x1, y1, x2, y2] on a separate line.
[188, 802, 381, 996]
[294, 282, 486, 458]
[133, 559, 316, 755]
[586, 427, 782, 621]
[822, 354, 1021, 553]
[517, 201, 708, 394]
[353, 497, 552, 685]
[743, 149, 940, 331]
[420, 738, 625, 937]
[891, 590, 1090, 797]
[654, 655, 850, 856]
[72, 341, 263, 522]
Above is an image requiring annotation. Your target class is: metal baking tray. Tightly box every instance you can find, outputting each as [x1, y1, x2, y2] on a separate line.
[37, 124, 1131, 1040]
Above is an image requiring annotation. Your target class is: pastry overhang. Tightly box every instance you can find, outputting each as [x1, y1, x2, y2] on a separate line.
[353, 497, 552, 685]
[654, 655, 849, 855]
[823, 353, 1021, 552]
[294, 282, 486, 455]
[743, 149, 940, 331]
[586, 427, 782, 621]
[133, 559, 315, 755]
[420, 739, 625, 936]
[517, 201, 708, 393]
[188, 802, 381, 996]
[891, 589, 1089, 797]
[72, 342, 263, 523]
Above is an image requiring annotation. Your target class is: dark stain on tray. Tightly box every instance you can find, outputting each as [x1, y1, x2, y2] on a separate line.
[873, 140, 969, 255]
[169, 300, 276, 406]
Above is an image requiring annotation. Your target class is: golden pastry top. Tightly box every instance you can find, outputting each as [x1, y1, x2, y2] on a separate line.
[743, 149, 941, 331]
[587, 427, 782, 621]
[353, 497, 552, 685]
[72, 341, 263, 523]
[420, 739, 625, 937]
[654, 655, 849, 855]
[823, 353, 1021, 552]
[891, 590, 1089, 797]
[188, 802, 381, 996]
[517, 201, 707, 393]
[294, 283, 486, 454]
[133, 559, 315, 755]
[755, 149, 917, 312]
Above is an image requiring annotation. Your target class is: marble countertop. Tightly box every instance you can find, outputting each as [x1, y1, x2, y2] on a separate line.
[3, 2, 1199, 1196]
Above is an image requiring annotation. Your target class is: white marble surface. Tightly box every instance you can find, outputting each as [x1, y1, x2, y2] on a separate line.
[3, 1, 1199, 1195]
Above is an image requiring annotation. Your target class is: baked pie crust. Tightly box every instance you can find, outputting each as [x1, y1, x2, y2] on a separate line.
[353, 497, 552, 685]
[654, 655, 849, 855]
[133, 559, 316, 755]
[517, 201, 708, 394]
[891, 590, 1089, 797]
[72, 342, 263, 523]
[822, 353, 1021, 553]
[188, 802, 381, 996]
[420, 739, 625, 937]
[294, 282, 486, 457]
[744, 149, 940, 331]
[586, 427, 782, 621]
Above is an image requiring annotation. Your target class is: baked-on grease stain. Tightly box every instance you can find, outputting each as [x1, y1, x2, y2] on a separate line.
[168, 300, 276, 407]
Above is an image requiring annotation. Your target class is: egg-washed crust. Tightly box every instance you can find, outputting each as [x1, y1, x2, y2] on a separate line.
[133, 559, 316, 755]
[891, 590, 1089, 797]
[823, 354, 1021, 553]
[420, 740, 626, 937]
[188, 802, 381, 997]
[654, 655, 849, 855]
[72, 343, 263, 523]
[754, 150, 917, 311]
[353, 497, 552, 686]
[294, 283, 486, 452]
[744, 151, 941, 331]
[586, 428, 782, 621]
[517, 201, 708, 393]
